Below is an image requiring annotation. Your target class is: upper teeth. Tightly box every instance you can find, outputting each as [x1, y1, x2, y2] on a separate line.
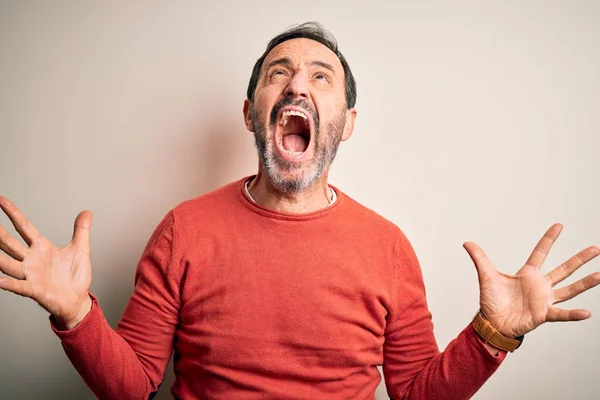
[280, 110, 308, 126]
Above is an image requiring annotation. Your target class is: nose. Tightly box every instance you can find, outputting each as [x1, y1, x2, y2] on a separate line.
[284, 71, 309, 100]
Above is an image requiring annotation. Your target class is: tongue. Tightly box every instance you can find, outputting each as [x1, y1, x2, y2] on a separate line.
[282, 134, 308, 152]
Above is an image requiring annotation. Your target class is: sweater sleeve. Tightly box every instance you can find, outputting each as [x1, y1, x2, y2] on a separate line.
[50, 211, 181, 400]
[383, 230, 506, 400]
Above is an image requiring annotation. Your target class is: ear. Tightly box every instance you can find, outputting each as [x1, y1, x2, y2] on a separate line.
[243, 99, 254, 132]
[341, 108, 357, 141]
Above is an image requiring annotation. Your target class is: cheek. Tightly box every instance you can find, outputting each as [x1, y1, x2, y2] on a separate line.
[252, 94, 268, 114]
[314, 89, 344, 113]
[317, 101, 345, 128]
[254, 91, 280, 123]
[255, 83, 285, 105]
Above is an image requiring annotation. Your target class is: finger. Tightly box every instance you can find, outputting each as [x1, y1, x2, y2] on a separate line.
[525, 223, 563, 269]
[0, 276, 33, 297]
[0, 197, 41, 246]
[546, 307, 591, 322]
[71, 211, 93, 253]
[0, 224, 27, 261]
[553, 272, 600, 304]
[547, 246, 600, 286]
[463, 242, 494, 281]
[0, 252, 25, 279]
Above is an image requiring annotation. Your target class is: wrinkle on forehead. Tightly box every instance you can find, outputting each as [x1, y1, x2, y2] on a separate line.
[262, 38, 343, 74]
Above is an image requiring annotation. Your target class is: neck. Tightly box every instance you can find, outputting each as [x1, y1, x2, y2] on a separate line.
[247, 170, 332, 214]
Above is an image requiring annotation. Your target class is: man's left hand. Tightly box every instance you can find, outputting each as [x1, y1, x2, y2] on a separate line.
[463, 223, 599, 339]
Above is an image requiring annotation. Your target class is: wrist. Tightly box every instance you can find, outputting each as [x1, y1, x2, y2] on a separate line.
[481, 338, 503, 356]
[54, 295, 92, 331]
[472, 310, 525, 353]
[479, 309, 519, 338]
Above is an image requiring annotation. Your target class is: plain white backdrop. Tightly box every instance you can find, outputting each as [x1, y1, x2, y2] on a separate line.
[0, 1, 598, 399]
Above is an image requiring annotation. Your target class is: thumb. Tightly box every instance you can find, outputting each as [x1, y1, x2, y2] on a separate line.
[463, 241, 494, 283]
[71, 210, 93, 253]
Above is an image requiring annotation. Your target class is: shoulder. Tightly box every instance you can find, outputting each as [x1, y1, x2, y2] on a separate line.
[335, 187, 404, 239]
[171, 179, 243, 224]
[335, 187, 419, 259]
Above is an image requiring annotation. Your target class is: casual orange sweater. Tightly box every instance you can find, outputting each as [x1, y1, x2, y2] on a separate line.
[52, 176, 505, 399]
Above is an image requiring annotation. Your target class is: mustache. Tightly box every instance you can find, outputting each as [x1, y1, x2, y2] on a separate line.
[269, 98, 319, 128]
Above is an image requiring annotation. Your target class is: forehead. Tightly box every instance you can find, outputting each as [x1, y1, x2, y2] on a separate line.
[263, 38, 343, 72]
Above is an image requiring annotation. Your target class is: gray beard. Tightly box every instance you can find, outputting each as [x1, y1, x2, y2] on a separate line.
[250, 104, 346, 195]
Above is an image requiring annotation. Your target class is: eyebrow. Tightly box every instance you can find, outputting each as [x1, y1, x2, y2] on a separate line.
[265, 57, 337, 75]
[265, 57, 294, 70]
[310, 60, 335, 74]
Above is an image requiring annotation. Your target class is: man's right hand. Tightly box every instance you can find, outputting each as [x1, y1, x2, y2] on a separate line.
[0, 197, 93, 330]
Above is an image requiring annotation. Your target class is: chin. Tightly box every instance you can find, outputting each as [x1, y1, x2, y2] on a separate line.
[264, 161, 322, 195]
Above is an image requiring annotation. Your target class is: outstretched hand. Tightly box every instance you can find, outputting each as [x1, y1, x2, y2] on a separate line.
[0, 197, 93, 329]
[464, 223, 600, 339]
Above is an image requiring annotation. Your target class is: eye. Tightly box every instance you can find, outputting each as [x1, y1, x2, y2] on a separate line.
[314, 72, 330, 83]
[270, 69, 286, 77]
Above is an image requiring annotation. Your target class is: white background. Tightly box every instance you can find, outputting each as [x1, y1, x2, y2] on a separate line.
[0, 1, 598, 399]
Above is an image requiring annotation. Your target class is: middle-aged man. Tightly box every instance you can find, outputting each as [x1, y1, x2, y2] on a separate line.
[0, 22, 598, 400]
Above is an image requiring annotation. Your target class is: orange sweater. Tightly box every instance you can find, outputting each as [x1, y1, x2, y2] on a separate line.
[52, 177, 505, 399]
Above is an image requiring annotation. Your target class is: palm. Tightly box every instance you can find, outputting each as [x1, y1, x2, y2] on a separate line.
[478, 268, 552, 337]
[464, 224, 600, 338]
[0, 197, 93, 324]
[22, 238, 91, 319]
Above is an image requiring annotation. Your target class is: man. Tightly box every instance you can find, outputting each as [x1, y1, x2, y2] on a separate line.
[0, 22, 598, 399]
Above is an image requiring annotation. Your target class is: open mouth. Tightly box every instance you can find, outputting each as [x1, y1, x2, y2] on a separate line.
[275, 108, 312, 159]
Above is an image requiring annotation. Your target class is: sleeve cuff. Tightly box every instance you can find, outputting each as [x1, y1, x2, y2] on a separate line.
[49, 293, 101, 339]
